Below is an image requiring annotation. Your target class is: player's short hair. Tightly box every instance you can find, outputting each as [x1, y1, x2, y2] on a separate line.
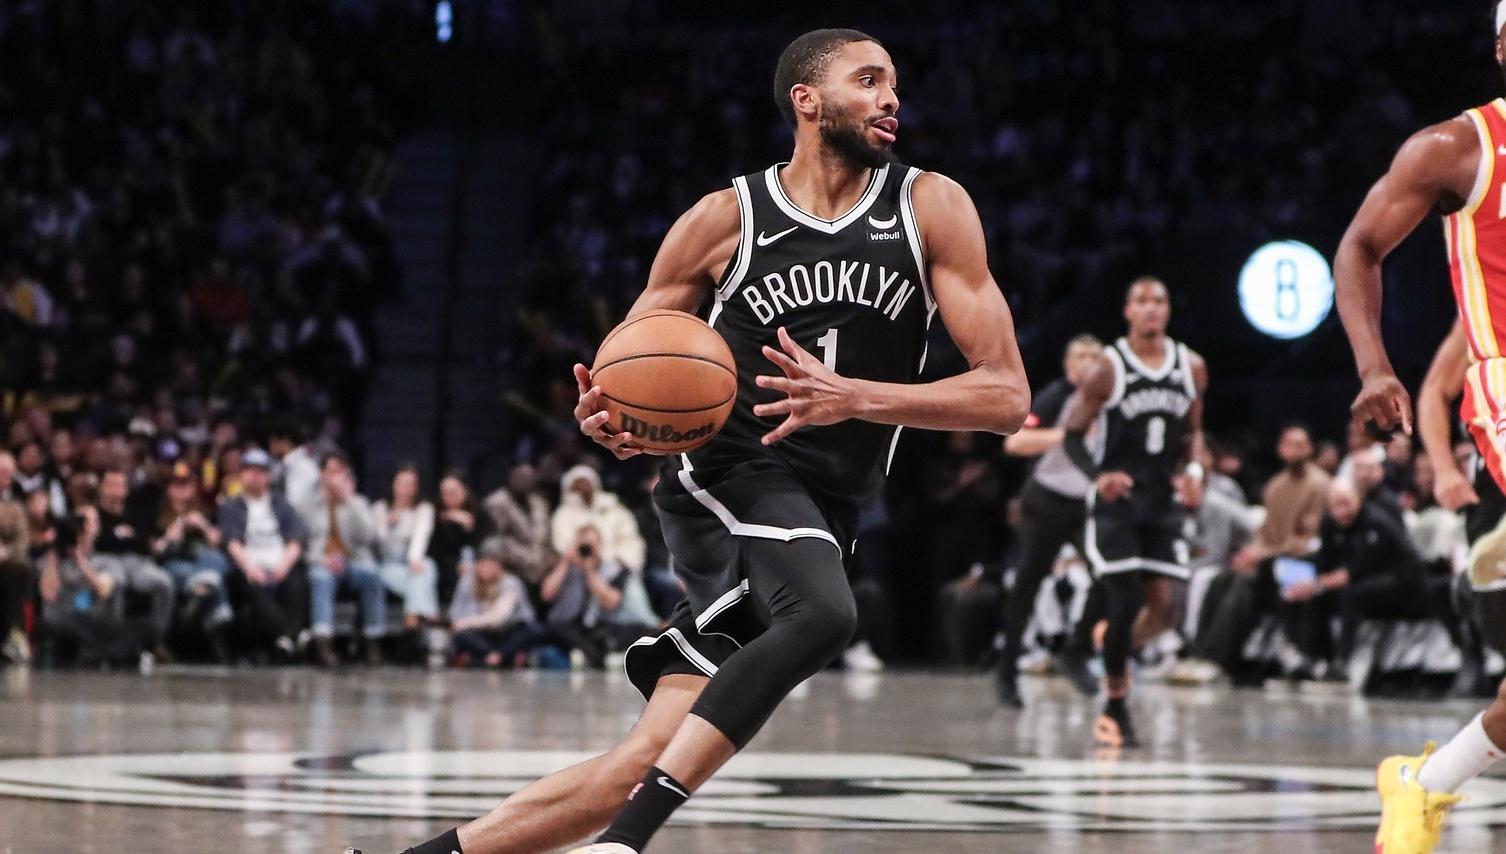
[773, 28, 882, 129]
[1065, 334, 1103, 355]
[1125, 275, 1168, 302]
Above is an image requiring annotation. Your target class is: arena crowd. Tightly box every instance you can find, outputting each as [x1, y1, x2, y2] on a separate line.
[0, 2, 1500, 696]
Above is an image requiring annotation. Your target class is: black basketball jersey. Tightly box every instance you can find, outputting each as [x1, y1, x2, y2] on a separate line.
[681, 161, 934, 501]
[1097, 337, 1198, 512]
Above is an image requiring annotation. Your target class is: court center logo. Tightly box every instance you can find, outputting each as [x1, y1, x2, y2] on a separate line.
[6, 750, 1506, 832]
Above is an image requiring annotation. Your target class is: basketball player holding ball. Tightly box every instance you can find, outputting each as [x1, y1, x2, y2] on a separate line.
[369, 27, 1029, 854]
[1337, 6, 1506, 850]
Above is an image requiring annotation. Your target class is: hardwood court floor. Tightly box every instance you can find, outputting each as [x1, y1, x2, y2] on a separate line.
[2, 665, 1504, 853]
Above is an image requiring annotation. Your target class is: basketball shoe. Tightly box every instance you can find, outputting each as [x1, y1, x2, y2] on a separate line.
[1374, 742, 1463, 853]
[565, 845, 638, 854]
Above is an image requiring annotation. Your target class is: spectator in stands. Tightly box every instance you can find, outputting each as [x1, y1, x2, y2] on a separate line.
[1200, 440, 1249, 508]
[1233, 425, 1331, 575]
[924, 431, 1002, 594]
[0, 491, 30, 664]
[483, 462, 552, 585]
[539, 524, 629, 669]
[301, 451, 385, 667]
[1281, 479, 1429, 680]
[152, 462, 232, 659]
[0, 451, 18, 502]
[13, 442, 46, 496]
[90, 468, 175, 662]
[1407, 453, 1466, 569]
[214, 446, 245, 503]
[1349, 445, 1406, 525]
[449, 546, 541, 669]
[373, 463, 439, 631]
[1168, 462, 1258, 684]
[1315, 441, 1344, 476]
[268, 421, 321, 510]
[38, 512, 135, 666]
[430, 472, 488, 608]
[23, 489, 55, 562]
[550, 465, 644, 576]
[220, 449, 308, 661]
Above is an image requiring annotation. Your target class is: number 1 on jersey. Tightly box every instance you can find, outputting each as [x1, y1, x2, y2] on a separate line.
[816, 327, 838, 371]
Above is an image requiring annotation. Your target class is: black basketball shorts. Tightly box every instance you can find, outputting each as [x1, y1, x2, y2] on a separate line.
[623, 456, 857, 702]
[1083, 493, 1190, 581]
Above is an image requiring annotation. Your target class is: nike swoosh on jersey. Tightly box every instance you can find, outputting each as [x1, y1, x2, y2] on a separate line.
[756, 226, 799, 246]
[867, 214, 898, 229]
[657, 775, 690, 798]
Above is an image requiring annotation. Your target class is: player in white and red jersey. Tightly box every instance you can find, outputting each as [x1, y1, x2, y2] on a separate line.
[1336, 7, 1506, 852]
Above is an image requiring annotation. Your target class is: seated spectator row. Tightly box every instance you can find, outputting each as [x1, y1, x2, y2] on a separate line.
[0, 412, 673, 671]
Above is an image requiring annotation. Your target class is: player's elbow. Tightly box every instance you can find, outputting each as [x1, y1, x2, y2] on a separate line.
[993, 382, 1030, 435]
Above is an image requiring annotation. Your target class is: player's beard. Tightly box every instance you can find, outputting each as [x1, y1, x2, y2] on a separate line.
[819, 103, 895, 170]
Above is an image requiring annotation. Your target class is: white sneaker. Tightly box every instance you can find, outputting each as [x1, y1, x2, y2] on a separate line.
[138, 650, 156, 675]
[1166, 657, 1223, 686]
[564, 845, 638, 854]
[843, 641, 884, 673]
[3, 628, 31, 664]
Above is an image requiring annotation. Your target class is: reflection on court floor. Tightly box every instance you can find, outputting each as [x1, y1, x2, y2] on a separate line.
[1, 668, 1501, 853]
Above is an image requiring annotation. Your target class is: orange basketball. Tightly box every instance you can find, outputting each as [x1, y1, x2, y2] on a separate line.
[590, 309, 737, 454]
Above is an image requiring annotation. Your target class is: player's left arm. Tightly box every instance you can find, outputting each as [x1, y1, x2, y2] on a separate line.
[1184, 349, 1209, 468]
[1172, 349, 1209, 501]
[753, 173, 1029, 443]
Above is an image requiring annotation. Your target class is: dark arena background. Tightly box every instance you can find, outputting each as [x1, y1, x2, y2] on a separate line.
[2, 2, 1505, 853]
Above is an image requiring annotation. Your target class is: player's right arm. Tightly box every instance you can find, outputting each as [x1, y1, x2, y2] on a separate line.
[1002, 425, 1063, 458]
[1418, 320, 1479, 509]
[572, 189, 741, 460]
[1057, 354, 1132, 502]
[1335, 117, 1479, 435]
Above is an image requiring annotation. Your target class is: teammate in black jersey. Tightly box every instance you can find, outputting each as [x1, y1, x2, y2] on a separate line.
[1059, 277, 1207, 749]
[376, 28, 1029, 854]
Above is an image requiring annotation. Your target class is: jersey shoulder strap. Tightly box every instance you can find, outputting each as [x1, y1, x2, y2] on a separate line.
[716, 174, 757, 297]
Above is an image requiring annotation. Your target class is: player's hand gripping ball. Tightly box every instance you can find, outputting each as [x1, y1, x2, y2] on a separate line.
[583, 310, 737, 455]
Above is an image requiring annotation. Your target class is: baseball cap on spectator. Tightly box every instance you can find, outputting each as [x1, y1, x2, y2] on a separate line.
[242, 448, 273, 470]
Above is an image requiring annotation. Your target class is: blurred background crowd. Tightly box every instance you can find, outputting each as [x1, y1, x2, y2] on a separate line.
[0, 0, 1500, 694]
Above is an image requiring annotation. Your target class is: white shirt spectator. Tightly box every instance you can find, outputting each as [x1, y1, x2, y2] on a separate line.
[372, 500, 435, 564]
[550, 465, 645, 574]
[278, 445, 321, 510]
[243, 494, 286, 569]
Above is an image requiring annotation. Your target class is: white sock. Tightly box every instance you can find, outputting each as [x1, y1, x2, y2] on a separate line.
[1416, 713, 1506, 793]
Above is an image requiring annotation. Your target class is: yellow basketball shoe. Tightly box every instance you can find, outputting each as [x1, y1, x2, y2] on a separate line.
[1374, 742, 1463, 853]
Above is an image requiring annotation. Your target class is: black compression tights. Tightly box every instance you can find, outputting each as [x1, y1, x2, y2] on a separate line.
[1101, 571, 1148, 681]
[689, 536, 857, 749]
[1476, 586, 1506, 657]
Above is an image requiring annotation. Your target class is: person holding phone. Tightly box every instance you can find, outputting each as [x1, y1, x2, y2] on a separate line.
[538, 525, 627, 670]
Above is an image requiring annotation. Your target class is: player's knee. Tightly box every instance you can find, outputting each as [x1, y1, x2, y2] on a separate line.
[796, 593, 858, 662]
